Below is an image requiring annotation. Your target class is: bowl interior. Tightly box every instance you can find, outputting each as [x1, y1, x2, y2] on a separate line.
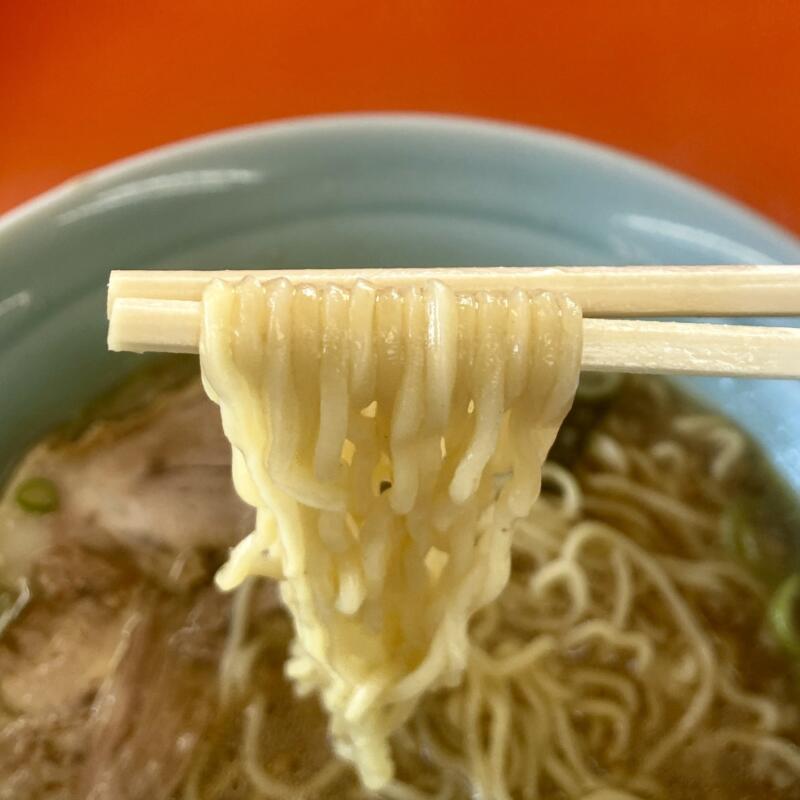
[1, 114, 799, 488]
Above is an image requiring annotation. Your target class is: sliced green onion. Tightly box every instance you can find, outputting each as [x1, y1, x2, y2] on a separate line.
[769, 574, 800, 658]
[721, 502, 761, 567]
[15, 476, 60, 514]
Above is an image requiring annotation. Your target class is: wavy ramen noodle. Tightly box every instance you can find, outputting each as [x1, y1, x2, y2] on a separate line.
[199, 277, 582, 788]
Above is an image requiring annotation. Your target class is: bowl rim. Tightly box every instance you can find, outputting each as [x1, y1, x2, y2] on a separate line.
[1, 112, 798, 252]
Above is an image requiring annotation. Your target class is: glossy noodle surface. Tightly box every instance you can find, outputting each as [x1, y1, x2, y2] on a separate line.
[199, 278, 582, 788]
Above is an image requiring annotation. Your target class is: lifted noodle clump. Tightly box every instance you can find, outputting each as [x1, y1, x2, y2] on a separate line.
[199, 278, 582, 789]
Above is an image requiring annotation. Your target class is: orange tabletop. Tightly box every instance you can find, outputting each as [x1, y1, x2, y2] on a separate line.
[3, 1, 799, 235]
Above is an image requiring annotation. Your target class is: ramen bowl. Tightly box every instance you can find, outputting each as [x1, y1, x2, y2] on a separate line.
[1, 113, 799, 487]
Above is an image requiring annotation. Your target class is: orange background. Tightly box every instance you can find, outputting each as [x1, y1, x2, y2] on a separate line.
[2, 1, 800, 234]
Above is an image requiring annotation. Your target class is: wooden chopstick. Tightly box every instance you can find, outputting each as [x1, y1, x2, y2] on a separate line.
[107, 266, 800, 317]
[108, 296, 800, 379]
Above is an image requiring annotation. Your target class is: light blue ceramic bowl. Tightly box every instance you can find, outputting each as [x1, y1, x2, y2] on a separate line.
[1, 114, 799, 489]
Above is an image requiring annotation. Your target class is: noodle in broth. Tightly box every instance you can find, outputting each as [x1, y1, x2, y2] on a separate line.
[194, 278, 800, 798]
[185, 372, 800, 800]
[199, 278, 582, 789]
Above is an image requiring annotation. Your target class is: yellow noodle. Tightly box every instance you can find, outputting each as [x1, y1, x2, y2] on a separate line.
[200, 278, 581, 789]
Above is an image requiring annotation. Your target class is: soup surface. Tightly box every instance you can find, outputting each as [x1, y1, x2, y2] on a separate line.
[1, 362, 799, 799]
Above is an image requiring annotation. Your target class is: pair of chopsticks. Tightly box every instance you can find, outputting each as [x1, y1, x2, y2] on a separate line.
[107, 266, 800, 379]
